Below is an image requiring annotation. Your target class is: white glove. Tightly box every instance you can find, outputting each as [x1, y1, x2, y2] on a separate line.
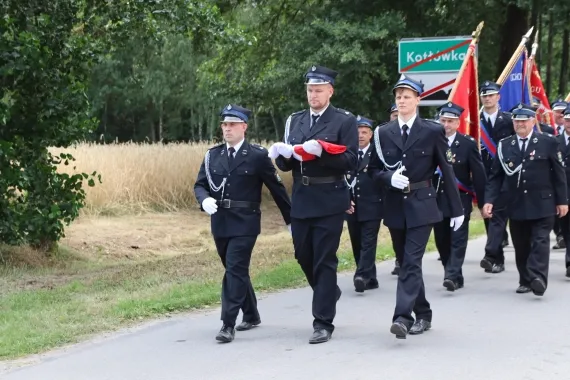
[268, 142, 293, 159]
[302, 140, 323, 156]
[450, 215, 465, 231]
[202, 197, 218, 215]
[390, 166, 409, 189]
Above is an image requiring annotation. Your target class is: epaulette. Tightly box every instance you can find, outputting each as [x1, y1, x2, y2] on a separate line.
[424, 119, 443, 129]
[208, 143, 225, 151]
[335, 107, 354, 117]
[459, 133, 477, 144]
[499, 135, 513, 143]
[290, 110, 305, 117]
[251, 143, 267, 151]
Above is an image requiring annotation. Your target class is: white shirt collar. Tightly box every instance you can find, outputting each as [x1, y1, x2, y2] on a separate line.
[359, 144, 370, 155]
[227, 138, 245, 155]
[447, 133, 457, 146]
[564, 130, 570, 144]
[517, 130, 534, 142]
[398, 114, 417, 131]
[482, 109, 498, 125]
[310, 103, 330, 117]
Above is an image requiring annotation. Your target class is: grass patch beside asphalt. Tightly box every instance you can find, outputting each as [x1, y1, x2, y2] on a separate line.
[0, 219, 486, 360]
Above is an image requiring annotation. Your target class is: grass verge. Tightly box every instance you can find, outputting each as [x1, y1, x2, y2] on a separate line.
[0, 219, 486, 360]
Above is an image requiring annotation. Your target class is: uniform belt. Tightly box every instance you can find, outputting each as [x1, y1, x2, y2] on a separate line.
[216, 199, 260, 209]
[399, 179, 432, 193]
[294, 175, 344, 186]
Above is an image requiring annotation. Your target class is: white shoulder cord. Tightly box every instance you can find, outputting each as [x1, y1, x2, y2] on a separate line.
[497, 141, 523, 187]
[373, 126, 402, 170]
[204, 150, 226, 197]
[283, 115, 292, 144]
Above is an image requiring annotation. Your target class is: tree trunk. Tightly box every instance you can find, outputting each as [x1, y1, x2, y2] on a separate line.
[495, 4, 529, 79]
[158, 100, 164, 141]
[546, 10, 554, 96]
[558, 12, 570, 97]
[270, 110, 280, 142]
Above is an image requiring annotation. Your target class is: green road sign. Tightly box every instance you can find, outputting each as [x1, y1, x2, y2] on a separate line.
[398, 36, 472, 73]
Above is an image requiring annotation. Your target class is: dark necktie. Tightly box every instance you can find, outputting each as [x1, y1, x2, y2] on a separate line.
[311, 114, 319, 129]
[487, 117, 492, 127]
[358, 150, 364, 166]
[520, 138, 527, 153]
[228, 147, 235, 166]
[402, 125, 409, 145]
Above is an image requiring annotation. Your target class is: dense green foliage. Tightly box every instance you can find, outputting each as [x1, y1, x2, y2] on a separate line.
[0, 0, 568, 247]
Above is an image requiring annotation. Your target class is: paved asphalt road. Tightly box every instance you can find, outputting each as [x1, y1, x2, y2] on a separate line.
[2, 235, 570, 380]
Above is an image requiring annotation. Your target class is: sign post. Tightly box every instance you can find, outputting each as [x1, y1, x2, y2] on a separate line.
[398, 36, 476, 106]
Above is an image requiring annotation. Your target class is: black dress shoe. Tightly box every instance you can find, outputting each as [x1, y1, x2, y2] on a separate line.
[443, 278, 458, 292]
[409, 319, 431, 335]
[480, 258, 492, 271]
[516, 285, 531, 293]
[566, 267, 570, 278]
[215, 325, 235, 343]
[354, 276, 365, 293]
[309, 329, 332, 344]
[490, 263, 505, 273]
[235, 320, 261, 331]
[391, 261, 400, 276]
[390, 321, 408, 339]
[530, 278, 546, 296]
[365, 279, 379, 290]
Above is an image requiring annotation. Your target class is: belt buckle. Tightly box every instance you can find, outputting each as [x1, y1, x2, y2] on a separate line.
[402, 184, 410, 193]
[221, 199, 231, 208]
[302, 176, 310, 186]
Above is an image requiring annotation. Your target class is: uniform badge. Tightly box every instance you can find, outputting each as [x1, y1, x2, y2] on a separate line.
[454, 140, 459, 146]
[363, 168, 367, 172]
[484, 81, 489, 86]
[511, 140, 516, 145]
[242, 149, 247, 155]
[530, 150, 535, 160]
[357, 115, 361, 121]
[227, 105, 232, 110]
[532, 137, 538, 143]
[451, 153, 456, 163]
[275, 173, 282, 183]
[346, 174, 351, 179]
[311, 66, 316, 71]
[445, 149, 453, 163]
[508, 162, 513, 167]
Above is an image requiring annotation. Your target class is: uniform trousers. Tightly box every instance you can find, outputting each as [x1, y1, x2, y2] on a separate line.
[389, 225, 433, 329]
[558, 214, 570, 268]
[214, 236, 260, 327]
[291, 213, 344, 332]
[484, 191, 509, 264]
[509, 216, 554, 288]
[434, 214, 471, 285]
[347, 219, 381, 282]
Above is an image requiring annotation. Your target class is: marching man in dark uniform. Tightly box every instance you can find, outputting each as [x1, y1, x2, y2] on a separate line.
[433, 102, 487, 291]
[194, 104, 292, 343]
[368, 75, 464, 339]
[345, 115, 384, 293]
[551, 99, 569, 250]
[269, 65, 358, 344]
[556, 106, 570, 278]
[483, 103, 567, 296]
[479, 80, 515, 274]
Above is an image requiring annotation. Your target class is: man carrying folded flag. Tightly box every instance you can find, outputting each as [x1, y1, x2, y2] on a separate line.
[268, 65, 358, 345]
